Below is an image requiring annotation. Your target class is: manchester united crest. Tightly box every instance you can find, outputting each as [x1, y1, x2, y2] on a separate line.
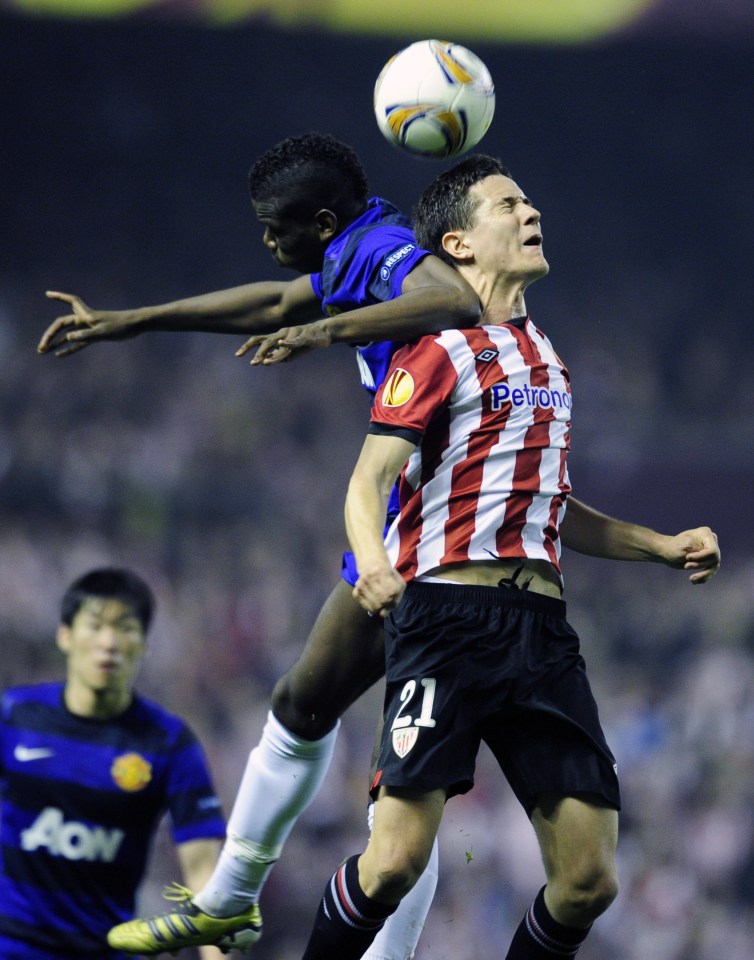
[111, 752, 152, 792]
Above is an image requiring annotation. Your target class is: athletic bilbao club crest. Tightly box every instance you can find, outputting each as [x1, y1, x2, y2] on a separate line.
[392, 726, 418, 758]
[381, 368, 415, 407]
[111, 752, 152, 792]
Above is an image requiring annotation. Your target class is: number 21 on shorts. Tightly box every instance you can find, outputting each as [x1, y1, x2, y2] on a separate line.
[391, 678, 437, 731]
[390, 678, 437, 758]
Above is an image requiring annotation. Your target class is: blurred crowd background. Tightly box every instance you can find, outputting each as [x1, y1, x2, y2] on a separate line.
[1, 3, 753, 958]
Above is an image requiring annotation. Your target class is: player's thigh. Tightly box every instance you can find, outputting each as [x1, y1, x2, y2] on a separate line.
[271, 579, 385, 735]
[531, 793, 618, 890]
[359, 786, 446, 900]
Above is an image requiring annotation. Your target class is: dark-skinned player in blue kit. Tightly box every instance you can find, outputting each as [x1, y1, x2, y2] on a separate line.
[39, 133, 482, 959]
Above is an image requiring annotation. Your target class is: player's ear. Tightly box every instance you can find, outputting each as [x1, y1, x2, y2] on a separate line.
[314, 208, 338, 241]
[56, 624, 71, 654]
[441, 230, 473, 262]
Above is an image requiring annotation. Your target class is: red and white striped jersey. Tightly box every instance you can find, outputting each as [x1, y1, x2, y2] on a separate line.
[369, 318, 572, 581]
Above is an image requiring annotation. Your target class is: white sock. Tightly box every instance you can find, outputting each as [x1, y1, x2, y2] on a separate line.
[360, 811, 440, 960]
[194, 711, 339, 917]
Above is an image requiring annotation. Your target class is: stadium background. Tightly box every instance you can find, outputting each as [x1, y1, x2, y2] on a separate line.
[1, 1, 753, 957]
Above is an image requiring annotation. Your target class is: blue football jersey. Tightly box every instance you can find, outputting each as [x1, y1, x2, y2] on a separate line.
[310, 197, 430, 398]
[310, 197, 428, 585]
[0, 683, 225, 957]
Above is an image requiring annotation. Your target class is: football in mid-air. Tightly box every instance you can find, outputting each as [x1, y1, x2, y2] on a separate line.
[373, 39, 495, 159]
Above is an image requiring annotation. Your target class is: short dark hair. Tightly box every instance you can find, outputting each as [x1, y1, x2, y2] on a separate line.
[60, 568, 155, 633]
[249, 133, 369, 220]
[413, 155, 512, 266]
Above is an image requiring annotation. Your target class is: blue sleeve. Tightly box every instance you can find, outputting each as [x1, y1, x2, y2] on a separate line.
[164, 726, 225, 844]
[320, 224, 431, 315]
[360, 226, 430, 303]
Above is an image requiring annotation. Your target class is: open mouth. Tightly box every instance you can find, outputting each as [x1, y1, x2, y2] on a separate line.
[98, 661, 120, 673]
[523, 235, 542, 247]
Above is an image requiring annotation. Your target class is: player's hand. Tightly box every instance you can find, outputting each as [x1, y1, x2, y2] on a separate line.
[236, 322, 332, 365]
[660, 526, 720, 583]
[353, 565, 406, 617]
[38, 292, 141, 356]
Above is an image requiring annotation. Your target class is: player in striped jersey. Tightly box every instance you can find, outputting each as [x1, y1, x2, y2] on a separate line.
[0, 567, 231, 959]
[298, 155, 720, 960]
[40, 135, 481, 959]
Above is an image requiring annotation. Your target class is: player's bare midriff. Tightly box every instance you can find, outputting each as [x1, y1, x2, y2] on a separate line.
[429, 558, 562, 598]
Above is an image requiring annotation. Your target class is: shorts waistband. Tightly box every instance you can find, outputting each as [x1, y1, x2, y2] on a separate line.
[404, 579, 567, 619]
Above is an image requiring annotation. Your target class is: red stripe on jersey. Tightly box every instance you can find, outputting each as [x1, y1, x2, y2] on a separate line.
[542, 444, 570, 566]
[496, 325, 554, 558]
[380, 340, 458, 580]
[439, 327, 509, 565]
[393, 403, 452, 579]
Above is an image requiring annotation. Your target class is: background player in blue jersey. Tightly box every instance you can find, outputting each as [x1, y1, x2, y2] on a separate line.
[38, 134, 482, 958]
[0, 567, 229, 960]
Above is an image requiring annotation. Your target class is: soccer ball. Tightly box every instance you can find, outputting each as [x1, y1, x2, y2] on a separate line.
[373, 39, 495, 159]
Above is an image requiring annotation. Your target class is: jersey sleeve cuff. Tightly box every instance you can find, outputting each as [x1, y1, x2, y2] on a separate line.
[368, 422, 423, 444]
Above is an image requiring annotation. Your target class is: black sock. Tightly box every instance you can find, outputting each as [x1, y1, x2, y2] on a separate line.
[505, 886, 591, 959]
[301, 854, 398, 960]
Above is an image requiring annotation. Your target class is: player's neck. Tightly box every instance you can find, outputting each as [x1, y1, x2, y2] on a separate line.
[460, 263, 529, 324]
[64, 680, 133, 720]
[478, 283, 528, 325]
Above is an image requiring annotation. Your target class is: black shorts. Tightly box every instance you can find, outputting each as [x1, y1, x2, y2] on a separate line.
[371, 581, 620, 817]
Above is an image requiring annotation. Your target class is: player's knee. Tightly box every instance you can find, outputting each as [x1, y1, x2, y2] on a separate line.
[580, 869, 619, 921]
[555, 866, 619, 924]
[362, 850, 426, 903]
[270, 673, 339, 740]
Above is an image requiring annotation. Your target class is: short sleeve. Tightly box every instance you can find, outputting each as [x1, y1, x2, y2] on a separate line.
[371, 336, 459, 437]
[163, 725, 225, 844]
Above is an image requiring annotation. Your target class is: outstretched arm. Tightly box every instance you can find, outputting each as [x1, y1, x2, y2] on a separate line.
[38, 275, 321, 357]
[345, 433, 416, 616]
[238, 255, 481, 365]
[561, 497, 720, 584]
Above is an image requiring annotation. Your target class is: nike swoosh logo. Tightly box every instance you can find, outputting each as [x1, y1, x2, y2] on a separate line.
[14, 745, 55, 762]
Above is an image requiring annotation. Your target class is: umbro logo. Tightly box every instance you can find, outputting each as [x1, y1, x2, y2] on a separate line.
[475, 348, 499, 363]
[14, 745, 55, 762]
